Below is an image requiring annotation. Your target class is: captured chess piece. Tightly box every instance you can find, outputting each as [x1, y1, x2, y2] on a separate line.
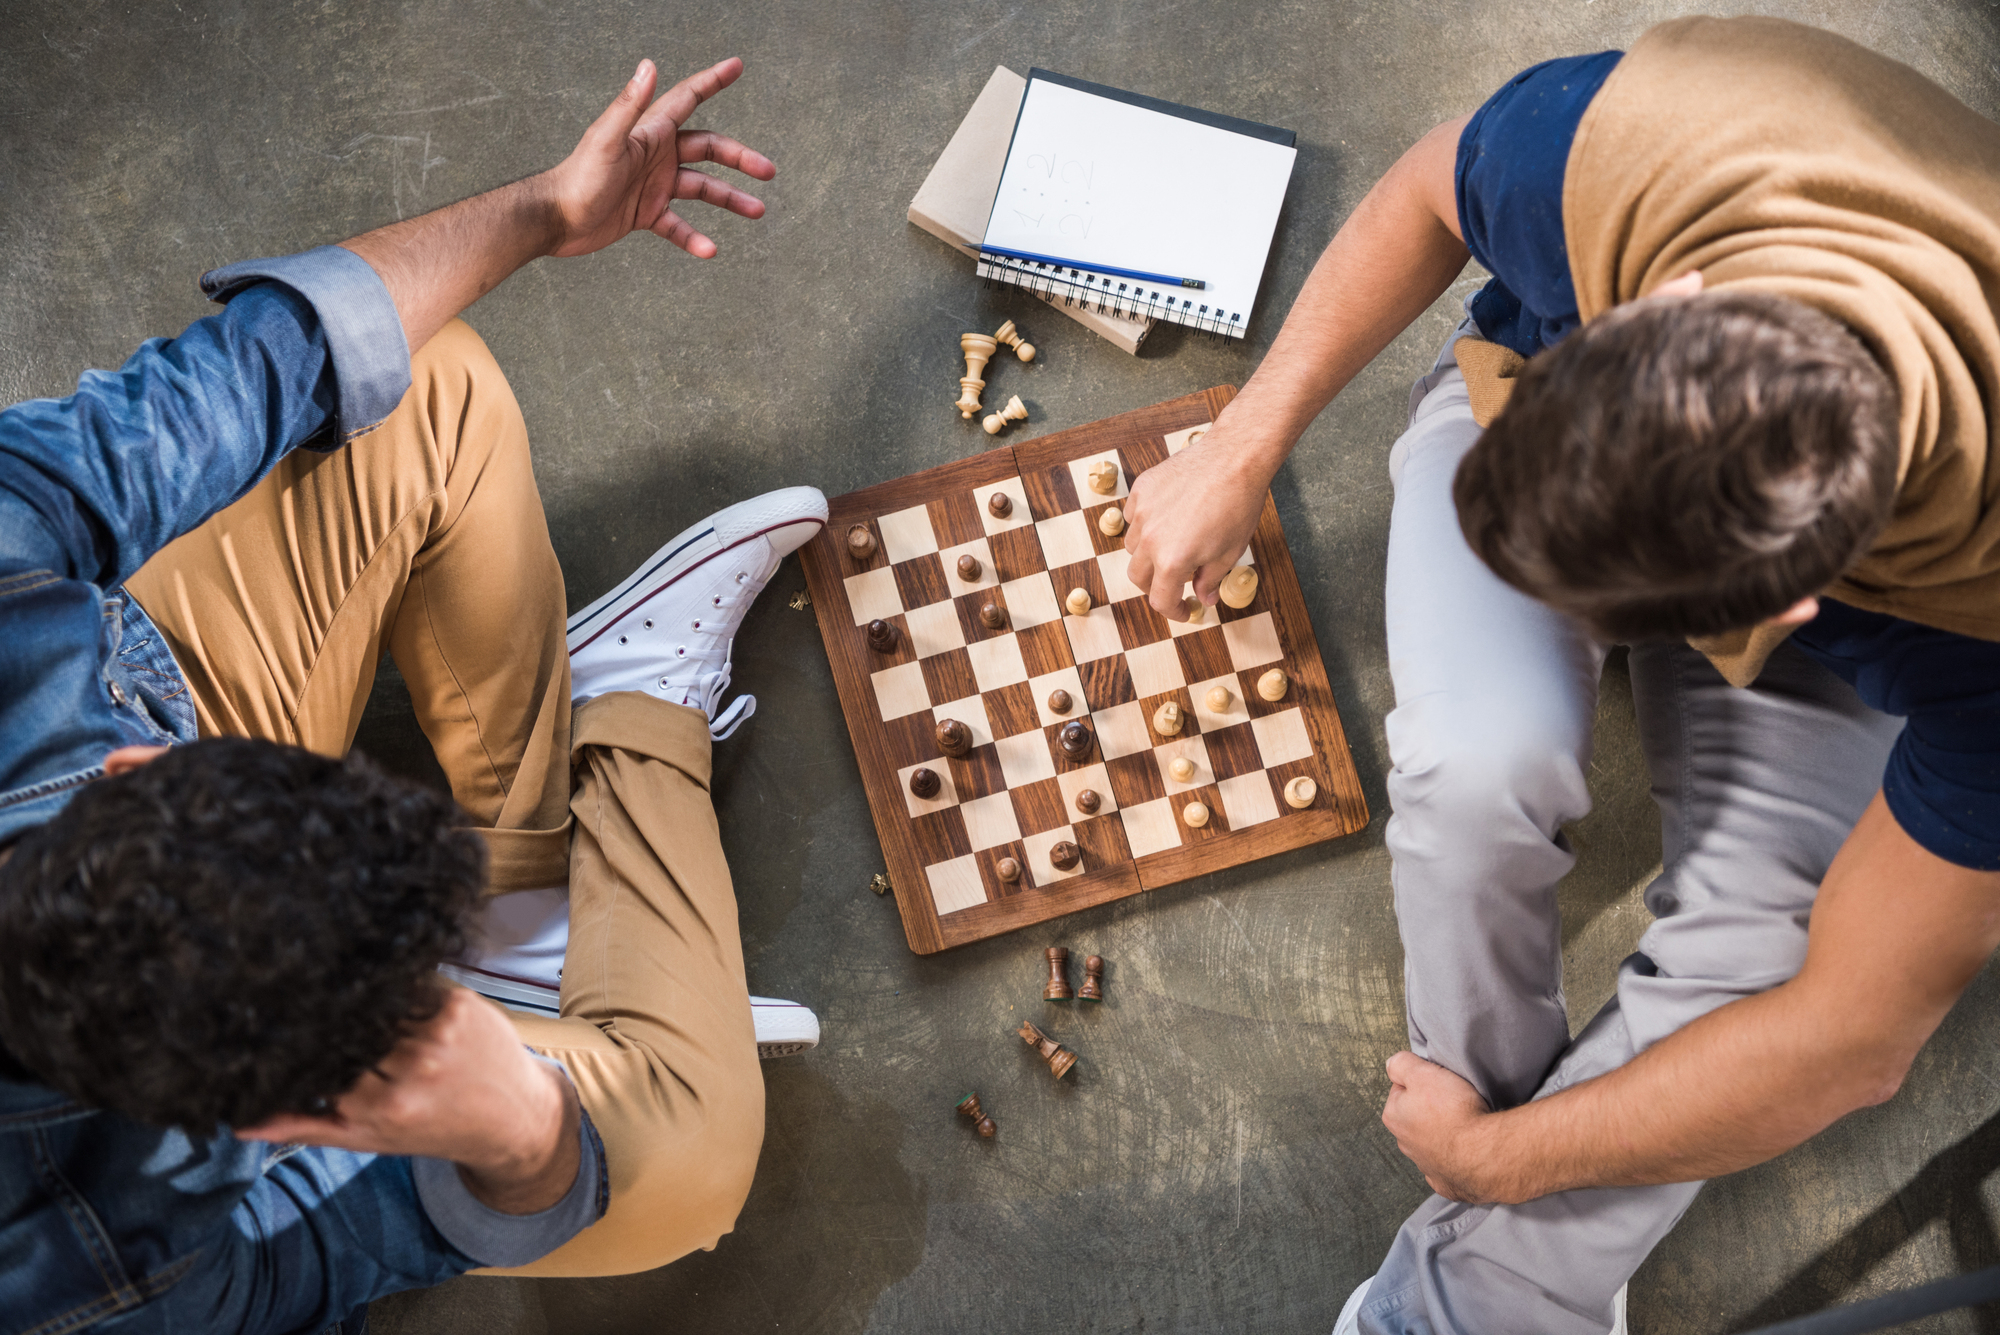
[1086, 459, 1120, 496]
[1098, 506, 1125, 537]
[1205, 685, 1234, 713]
[994, 319, 1036, 362]
[957, 553, 982, 581]
[957, 1091, 997, 1137]
[1284, 776, 1318, 809]
[1044, 946, 1073, 1000]
[1220, 565, 1260, 609]
[865, 618, 898, 653]
[936, 718, 973, 758]
[1064, 587, 1092, 617]
[1049, 840, 1082, 871]
[982, 394, 1028, 436]
[1153, 700, 1184, 736]
[846, 523, 877, 563]
[996, 855, 1022, 884]
[987, 490, 1013, 519]
[1257, 667, 1290, 701]
[1183, 800, 1210, 828]
[980, 600, 1007, 630]
[1167, 756, 1196, 784]
[955, 333, 997, 418]
[1058, 719, 1094, 761]
[1018, 1019, 1077, 1079]
[909, 767, 941, 800]
[1047, 688, 1073, 714]
[1078, 955, 1105, 1002]
[1075, 788, 1101, 815]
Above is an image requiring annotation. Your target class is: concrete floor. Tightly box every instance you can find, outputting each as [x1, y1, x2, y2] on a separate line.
[6, 1, 2000, 1331]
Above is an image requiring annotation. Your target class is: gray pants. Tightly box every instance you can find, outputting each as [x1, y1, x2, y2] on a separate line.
[1357, 348, 1904, 1335]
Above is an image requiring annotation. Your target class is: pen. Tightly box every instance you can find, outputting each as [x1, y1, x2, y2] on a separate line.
[979, 247, 1206, 291]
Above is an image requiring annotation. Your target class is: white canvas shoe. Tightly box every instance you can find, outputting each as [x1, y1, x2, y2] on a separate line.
[567, 485, 828, 737]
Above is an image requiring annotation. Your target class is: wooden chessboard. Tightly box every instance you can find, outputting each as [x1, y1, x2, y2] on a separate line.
[799, 387, 1367, 954]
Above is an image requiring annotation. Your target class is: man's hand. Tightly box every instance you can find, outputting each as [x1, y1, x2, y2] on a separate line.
[240, 986, 581, 1216]
[1124, 430, 1271, 619]
[1382, 1051, 1497, 1203]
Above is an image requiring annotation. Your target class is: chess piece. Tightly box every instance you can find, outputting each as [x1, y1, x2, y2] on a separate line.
[994, 319, 1036, 362]
[1183, 800, 1210, 828]
[1284, 776, 1318, 809]
[979, 600, 1007, 630]
[868, 872, 892, 896]
[847, 524, 877, 562]
[936, 718, 973, 758]
[1220, 565, 1260, 609]
[1098, 506, 1125, 537]
[1049, 840, 1082, 871]
[1058, 719, 1093, 761]
[1205, 685, 1233, 713]
[1086, 459, 1120, 495]
[957, 1091, 997, 1137]
[956, 333, 997, 418]
[1065, 587, 1092, 617]
[996, 856, 1022, 883]
[1182, 597, 1206, 624]
[988, 491, 1013, 519]
[1075, 788, 1101, 815]
[981, 394, 1028, 435]
[909, 767, 941, 800]
[957, 553, 982, 581]
[1017, 1019, 1077, 1079]
[865, 619, 898, 653]
[1167, 756, 1195, 783]
[1078, 955, 1105, 1002]
[1047, 688, 1073, 714]
[1258, 667, 1290, 702]
[1152, 701, 1184, 736]
[1044, 946, 1073, 1000]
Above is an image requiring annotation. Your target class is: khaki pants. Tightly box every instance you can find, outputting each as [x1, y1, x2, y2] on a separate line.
[126, 319, 765, 1278]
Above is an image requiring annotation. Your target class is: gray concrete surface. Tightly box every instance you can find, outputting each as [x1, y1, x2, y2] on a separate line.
[4, 1, 1999, 1331]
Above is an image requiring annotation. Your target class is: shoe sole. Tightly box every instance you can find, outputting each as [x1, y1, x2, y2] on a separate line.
[566, 486, 827, 655]
[443, 965, 821, 1060]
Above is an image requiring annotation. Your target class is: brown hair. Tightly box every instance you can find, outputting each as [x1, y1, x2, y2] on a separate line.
[1453, 291, 1899, 641]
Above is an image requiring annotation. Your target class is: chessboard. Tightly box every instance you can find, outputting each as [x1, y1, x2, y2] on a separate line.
[798, 387, 1367, 954]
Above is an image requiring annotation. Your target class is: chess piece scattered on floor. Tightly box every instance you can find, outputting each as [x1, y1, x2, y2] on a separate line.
[1284, 776, 1318, 809]
[1049, 840, 1082, 871]
[1183, 800, 1210, 828]
[1018, 1019, 1077, 1079]
[957, 1091, 997, 1137]
[956, 333, 997, 418]
[1098, 506, 1125, 537]
[982, 394, 1028, 435]
[1058, 719, 1093, 761]
[868, 872, 892, 895]
[1182, 598, 1206, 624]
[1205, 685, 1233, 713]
[980, 600, 1007, 630]
[1258, 667, 1290, 701]
[988, 491, 1013, 519]
[1075, 788, 1101, 815]
[1153, 701, 1184, 736]
[1167, 756, 1195, 783]
[996, 856, 1022, 883]
[866, 619, 898, 653]
[1047, 688, 1073, 714]
[994, 319, 1036, 362]
[909, 767, 941, 800]
[1220, 565, 1259, 609]
[1086, 460, 1120, 495]
[936, 718, 972, 758]
[1044, 946, 1073, 1000]
[1078, 955, 1105, 1002]
[1065, 587, 1092, 617]
[847, 524, 877, 562]
[957, 553, 981, 581]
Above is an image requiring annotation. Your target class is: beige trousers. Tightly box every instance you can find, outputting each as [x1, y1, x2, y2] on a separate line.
[126, 319, 765, 1278]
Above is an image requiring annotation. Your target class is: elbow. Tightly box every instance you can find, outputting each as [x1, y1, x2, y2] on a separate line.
[1841, 1048, 1916, 1111]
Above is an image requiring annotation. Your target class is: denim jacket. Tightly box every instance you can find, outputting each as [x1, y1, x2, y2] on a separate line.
[0, 249, 604, 1332]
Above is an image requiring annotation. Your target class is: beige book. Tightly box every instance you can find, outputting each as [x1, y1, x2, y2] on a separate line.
[908, 66, 1152, 356]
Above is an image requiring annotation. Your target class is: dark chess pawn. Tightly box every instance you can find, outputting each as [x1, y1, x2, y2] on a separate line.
[1017, 1019, 1077, 1079]
[1078, 955, 1105, 1002]
[846, 524, 877, 562]
[1074, 789, 1101, 815]
[956, 1092, 996, 1138]
[936, 718, 973, 758]
[1058, 719, 1093, 761]
[1044, 946, 1073, 1000]
[987, 491, 1013, 519]
[979, 601, 1007, 630]
[865, 619, 898, 653]
[957, 553, 982, 581]
[995, 856, 1022, 884]
[909, 767, 941, 800]
[1049, 840, 1081, 872]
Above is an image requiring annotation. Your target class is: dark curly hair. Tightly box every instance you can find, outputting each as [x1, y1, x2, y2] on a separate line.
[0, 738, 485, 1131]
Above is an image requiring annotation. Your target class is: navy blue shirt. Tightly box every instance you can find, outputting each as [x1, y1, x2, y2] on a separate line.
[1455, 56, 2000, 871]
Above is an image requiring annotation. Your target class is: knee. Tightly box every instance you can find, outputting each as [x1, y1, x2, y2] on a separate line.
[1386, 694, 1592, 844]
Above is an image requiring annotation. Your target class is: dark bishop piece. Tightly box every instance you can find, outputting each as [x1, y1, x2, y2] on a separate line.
[1078, 955, 1105, 1002]
[936, 718, 973, 758]
[956, 1092, 996, 1138]
[1017, 1019, 1077, 1079]
[1058, 719, 1093, 761]
[865, 619, 898, 653]
[1043, 946, 1073, 1000]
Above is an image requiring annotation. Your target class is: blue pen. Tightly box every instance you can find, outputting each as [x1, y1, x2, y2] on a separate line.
[979, 246, 1206, 291]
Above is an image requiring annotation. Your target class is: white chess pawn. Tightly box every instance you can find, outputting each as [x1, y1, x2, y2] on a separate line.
[994, 320, 1036, 362]
[1098, 506, 1125, 537]
[982, 395, 1028, 435]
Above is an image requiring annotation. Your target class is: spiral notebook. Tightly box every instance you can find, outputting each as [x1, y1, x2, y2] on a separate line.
[976, 70, 1298, 340]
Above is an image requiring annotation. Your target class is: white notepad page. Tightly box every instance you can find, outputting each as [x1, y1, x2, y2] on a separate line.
[979, 77, 1297, 335]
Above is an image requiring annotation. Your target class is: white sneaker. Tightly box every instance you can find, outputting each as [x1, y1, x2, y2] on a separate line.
[1326, 1274, 1627, 1334]
[567, 485, 828, 738]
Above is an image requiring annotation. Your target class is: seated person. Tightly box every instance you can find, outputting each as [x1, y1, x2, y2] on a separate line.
[1121, 18, 2000, 1335]
[0, 53, 821, 1328]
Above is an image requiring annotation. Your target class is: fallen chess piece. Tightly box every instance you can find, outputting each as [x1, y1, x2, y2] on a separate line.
[1220, 565, 1259, 609]
[1075, 788, 1101, 815]
[1078, 955, 1105, 1002]
[982, 394, 1028, 435]
[1017, 1019, 1077, 1079]
[866, 619, 899, 653]
[936, 718, 972, 758]
[1065, 587, 1092, 617]
[979, 600, 1007, 629]
[1049, 840, 1082, 871]
[957, 553, 981, 580]
[1167, 756, 1195, 783]
[909, 767, 941, 800]
[1058, 719, 1094, 761]
[1044, 946, 1073, 1000]
[1205, 685, 1233, 713]
[1086, 459, 1120, 495]
[1258, 667, 1290, 701]
[987, 491, 1013, 518]
[956, 332, 997, 418]
[1047, 688, 1073, 714]
[1097, 506, 1125, 537]
[994, 319, 1036, 362]
[1284, 776, 1317, 809]
[869, 872, 892, 896]
[847, 523, 877, 562]
[996, 856, 1022, 883]
[957, 1091, 997, 1138]
[1153, 701, 1184, 736]
[1183, 800, 1210, 828]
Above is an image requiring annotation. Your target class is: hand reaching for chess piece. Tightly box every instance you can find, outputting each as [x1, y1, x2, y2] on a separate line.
[1124, 420, 1274, 622]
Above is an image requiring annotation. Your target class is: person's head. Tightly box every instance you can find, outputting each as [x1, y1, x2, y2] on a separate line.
[0, 739, 484, 1131]
[1453, 289, 1900, 641]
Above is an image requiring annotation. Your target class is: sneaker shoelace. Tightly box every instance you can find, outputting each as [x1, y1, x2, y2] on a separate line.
[693, 659, 757, 740]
